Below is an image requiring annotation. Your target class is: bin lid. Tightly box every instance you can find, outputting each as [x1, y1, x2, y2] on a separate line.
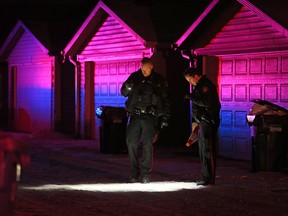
[249, 99, 288, 115]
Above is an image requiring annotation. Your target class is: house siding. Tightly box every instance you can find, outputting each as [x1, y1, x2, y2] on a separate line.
[197, 6, 288, 55]
[80, 16, 150, 59]
[7, 30, 54, 132]
[8, 28, 49, 64]
[77, 15, 150, 140]
[197, 6, 288, 160]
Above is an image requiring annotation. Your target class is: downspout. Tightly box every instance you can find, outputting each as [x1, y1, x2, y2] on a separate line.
[181, 49, 197, 68]
[51, 58, 55, 131]
[68, 55, 81, 138]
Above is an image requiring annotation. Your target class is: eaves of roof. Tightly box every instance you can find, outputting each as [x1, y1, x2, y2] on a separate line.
[64, 0, 155, 56]
[0, 1, 93, 57]
[104, 0, 157, 42]
[149, 0, 213, 44]
[178, 0, 242, 50]
[106, 0, 213, 43]
[0, 20, 49, 61]
[64, 0, 213, 56]
[178, 0, 288, 51]
[27, 19, 85, 56]
[248, 0, 288, 30]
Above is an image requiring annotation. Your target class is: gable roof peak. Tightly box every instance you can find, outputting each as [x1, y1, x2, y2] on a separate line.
[0, 20, 49, 60]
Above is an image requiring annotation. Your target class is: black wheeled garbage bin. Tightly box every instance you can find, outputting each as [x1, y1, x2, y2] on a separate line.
[246, 99, 288, 172]
[96, 106, 128, 154]
[0, 134, 30, 216]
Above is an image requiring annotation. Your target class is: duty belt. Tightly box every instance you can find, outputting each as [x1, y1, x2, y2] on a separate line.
[134, 108, 148, 115]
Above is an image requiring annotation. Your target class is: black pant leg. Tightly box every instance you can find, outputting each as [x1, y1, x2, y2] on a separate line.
[126, 116, 142, 177]
[198, 121, 216, 182]
[140, 116, 157, 175]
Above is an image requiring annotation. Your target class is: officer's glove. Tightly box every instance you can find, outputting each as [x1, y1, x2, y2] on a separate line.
[160, 119, 169, 129]
[124, 81, 134, 91]
[193, 117, 200, 124]
[121, 80, 136, 97]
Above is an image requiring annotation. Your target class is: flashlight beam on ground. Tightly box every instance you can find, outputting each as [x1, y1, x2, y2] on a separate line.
[22, 181, 203, 192]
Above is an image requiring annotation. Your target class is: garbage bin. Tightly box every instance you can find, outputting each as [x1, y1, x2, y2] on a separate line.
[0, 134, 30, 216]
[246, 99, 288, 172]
[96, 106, 128, 154]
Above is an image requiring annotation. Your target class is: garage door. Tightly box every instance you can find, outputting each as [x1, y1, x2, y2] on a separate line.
[94, 59, 141, 141]
[219, 53, 288, 160]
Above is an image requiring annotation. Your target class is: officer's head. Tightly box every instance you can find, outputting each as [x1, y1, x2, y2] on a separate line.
[141, 57, 153, 77]
[183, 67, 202, 86]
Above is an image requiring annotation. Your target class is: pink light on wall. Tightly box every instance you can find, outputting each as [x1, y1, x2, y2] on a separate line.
[1, 20, 55, 132]
[14, 63, 52, 132]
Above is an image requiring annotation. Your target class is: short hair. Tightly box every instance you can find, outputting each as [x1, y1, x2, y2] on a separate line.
[141, 57, 153, 65]
[183, 67, 202, 77]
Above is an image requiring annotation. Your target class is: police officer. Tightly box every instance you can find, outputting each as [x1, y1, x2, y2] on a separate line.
[121, 57, 171, 183]
[184, 67, 221, 186]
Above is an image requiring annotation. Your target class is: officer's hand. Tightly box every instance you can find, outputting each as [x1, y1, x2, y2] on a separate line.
[193, 116, 200, 124]
[160, 120, 169, 129]
[125, 81, 134, 91]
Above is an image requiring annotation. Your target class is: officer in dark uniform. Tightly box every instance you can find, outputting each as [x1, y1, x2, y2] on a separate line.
[184, 67, 221, 186]
[121, 57, 171, 183]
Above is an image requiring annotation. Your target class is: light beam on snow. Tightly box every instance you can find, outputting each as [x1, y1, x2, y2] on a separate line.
[21, 181, 204, 192]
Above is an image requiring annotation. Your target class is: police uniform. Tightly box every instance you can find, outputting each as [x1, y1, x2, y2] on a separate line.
[121, 69, 170, 181]
[187, 75, 221, 185]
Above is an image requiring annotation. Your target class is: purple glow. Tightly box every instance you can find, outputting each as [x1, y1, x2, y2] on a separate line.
[14, 65, 52, 132]
[193, 3, 288, 160]
[2, 21, 53, 132]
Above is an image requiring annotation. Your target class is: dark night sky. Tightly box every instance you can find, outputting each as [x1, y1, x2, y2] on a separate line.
[0, 0, 171, 47]
[0, 0, 99, 46]
[2, 0, 288, 48]
[0, 0, 205, 50]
